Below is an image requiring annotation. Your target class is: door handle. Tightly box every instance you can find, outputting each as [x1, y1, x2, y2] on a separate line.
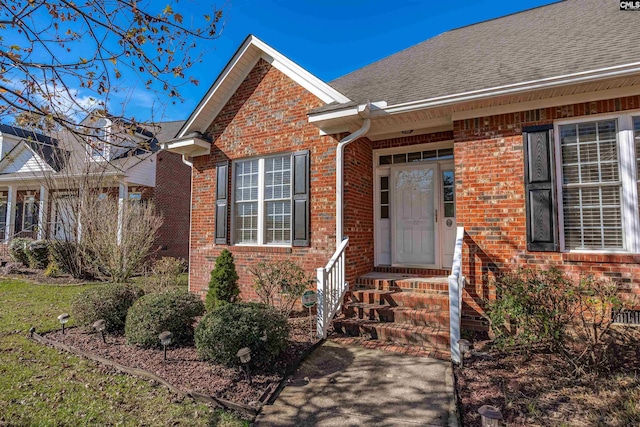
[435, 209, 438, 223]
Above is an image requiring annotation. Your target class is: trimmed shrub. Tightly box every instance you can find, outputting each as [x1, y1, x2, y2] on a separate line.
[27, 240, 49, 269]
[195, 302, 289, 368]
[49, 241, 94, 279]
[9, 238, 33, 266]
[205, 249, 239, 311]
[72, 284, 144, 333]
[125, 289, 204, 348]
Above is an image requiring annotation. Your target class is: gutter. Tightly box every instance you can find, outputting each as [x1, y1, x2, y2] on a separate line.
[336, 102, 371, 245]
[309, 61, 640, 123]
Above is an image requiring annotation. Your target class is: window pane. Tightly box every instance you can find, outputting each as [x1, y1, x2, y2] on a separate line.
[381, 205, 389, 219]
[379, 155, 392, 165]
[407, 152, 422, 162]
[265, 155, 291, 201]
[266, 201, 291, 244]
[393, 153, 407, 164]
[422, 150, 437, 161]
[380, 176, 389, 190]
[235, 201, 258, 243]
[235, 160, 258, 202]
[560, 120, 623, 250]
[438, 148, 454, 159]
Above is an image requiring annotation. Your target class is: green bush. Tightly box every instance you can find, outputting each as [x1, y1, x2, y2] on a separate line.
[49, 241, 94, 279]
[205, 249, 239, 311]
[27, 240, 49, 269]
[125, 289, 204, 348]
[195, 302, 289, 368]
[9, 237, 33, 266]
[72, 284, 144, 333]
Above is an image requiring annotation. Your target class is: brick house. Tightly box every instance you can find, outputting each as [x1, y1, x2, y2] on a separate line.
[165, 0, 640, 361]
[0, 119, 190, 260]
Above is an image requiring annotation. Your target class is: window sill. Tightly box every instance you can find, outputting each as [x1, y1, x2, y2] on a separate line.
[562, 252, 640, 264]
[230, 245, 292, 254]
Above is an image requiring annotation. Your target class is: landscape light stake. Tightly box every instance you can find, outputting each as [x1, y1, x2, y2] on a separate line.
[93, 319, 107, 344]
[237, 347, 252, 385]
[57, 313, 70, 334]
[159, 331, 172, 365]
[478, 404, 503, 427]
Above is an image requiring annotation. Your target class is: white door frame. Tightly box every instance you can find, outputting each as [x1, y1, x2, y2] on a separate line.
[373, 142, 454, 269]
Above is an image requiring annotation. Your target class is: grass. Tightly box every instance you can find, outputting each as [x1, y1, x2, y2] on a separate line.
[0, 278, 248, 426]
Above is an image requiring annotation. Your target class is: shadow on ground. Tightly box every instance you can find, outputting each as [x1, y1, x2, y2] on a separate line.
[255, 340, 455, 426]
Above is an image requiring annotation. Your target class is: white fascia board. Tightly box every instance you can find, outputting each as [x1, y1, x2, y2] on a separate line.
[178, 35, 351, 138]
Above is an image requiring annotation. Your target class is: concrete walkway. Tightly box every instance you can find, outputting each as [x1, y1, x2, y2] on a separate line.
[255, 340, 458, 426]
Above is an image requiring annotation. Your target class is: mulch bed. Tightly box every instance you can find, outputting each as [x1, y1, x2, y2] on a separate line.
[43, 315, 316, 408]
[2, 269, 96, 285]
[455, 332, 640, 426]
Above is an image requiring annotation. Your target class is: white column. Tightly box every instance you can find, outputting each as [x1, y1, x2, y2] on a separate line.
[117, 182, 128, 245]
[5, 185, 16, 243]
[37, 185, 48, 240]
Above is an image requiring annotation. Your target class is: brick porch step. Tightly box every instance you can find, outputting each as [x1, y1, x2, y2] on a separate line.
[347, 289, 450, 311]
[343, 302, 449, 327]
[355, 275, 449, 294]
[333, 317, 450, 350]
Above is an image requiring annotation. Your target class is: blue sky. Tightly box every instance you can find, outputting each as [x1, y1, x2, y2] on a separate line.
[130, 0, 559, 122]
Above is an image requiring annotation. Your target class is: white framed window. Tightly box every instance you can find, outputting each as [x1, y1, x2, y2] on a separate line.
[233, 154, 292, 245]
[22, 194, 38, 232]
[556, 112, 640, 252]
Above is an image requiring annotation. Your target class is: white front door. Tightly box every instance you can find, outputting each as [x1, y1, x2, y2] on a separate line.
[391, 163, 437, 266]
[53, 196, 77, 241]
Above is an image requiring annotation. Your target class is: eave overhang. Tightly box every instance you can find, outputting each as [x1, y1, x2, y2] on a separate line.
[162, 136, 211, 158]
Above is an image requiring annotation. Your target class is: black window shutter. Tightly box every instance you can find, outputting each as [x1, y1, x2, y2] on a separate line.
[215, 161, 229, 245]
[292, 150, 310, 247]
[523, 125, 558, 251]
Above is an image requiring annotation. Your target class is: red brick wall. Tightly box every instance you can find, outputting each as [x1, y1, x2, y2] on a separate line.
[189, 59, 339, 300]
[455, 95, 640, 331]
[154, 151, 191, 260]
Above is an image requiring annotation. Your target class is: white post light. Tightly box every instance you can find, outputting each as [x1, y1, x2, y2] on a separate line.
[237, 347, 252, 384]
[57, 313, 70, 334]
[478, 405, 503, 427]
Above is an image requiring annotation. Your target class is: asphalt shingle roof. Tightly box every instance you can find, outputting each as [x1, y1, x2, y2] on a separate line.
[0, 124, 69, 171]
[326, 0, 640, 109]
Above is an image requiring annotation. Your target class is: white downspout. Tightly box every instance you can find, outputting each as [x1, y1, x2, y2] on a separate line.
[181, 155, 193, 168]
[336, 102, 371, 245]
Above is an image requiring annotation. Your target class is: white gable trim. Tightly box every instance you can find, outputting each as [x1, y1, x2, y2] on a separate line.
[178, 35, 350, 138]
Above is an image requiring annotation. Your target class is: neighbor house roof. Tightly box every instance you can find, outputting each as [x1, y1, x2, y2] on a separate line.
[0, 124, 69, 171]
[321, 0, 640, 112]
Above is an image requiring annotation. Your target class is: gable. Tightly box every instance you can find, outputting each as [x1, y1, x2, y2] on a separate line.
[204, 59, 327, 151]
[178, 35, 350, 138]
[0, 142, 54, 175]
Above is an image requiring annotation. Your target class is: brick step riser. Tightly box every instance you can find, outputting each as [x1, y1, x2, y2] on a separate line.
[347, 292, 450, 311]
[333, 321, 450, 349]
[354, 280, 449, 294]
[343, 306, 449, 328]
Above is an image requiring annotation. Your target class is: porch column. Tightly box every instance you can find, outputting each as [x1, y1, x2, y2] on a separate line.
[117, 182, 128, 245]
[5, 185, 16, 243]
[37, 185, 48, 240]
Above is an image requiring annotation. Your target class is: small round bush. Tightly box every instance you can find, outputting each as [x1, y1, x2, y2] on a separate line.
[49, 241, 94, 279]
[9, 237, 33, 266]
[195, 302, 289, 368]
[125, 289, 205, 348]
[72, 284, 144, 333]
[27, 240, 49, 269]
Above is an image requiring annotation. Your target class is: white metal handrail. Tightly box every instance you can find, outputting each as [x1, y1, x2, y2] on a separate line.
[316, 237, 349, 339]
[448, 226, 465, 364]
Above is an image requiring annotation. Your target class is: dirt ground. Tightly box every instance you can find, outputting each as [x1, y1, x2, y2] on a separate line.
[455, 331, 640, 426]
[45, 315, 316, 406]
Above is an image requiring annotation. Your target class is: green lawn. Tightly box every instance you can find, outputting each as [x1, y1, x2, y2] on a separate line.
[0, 278, 247, 426]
